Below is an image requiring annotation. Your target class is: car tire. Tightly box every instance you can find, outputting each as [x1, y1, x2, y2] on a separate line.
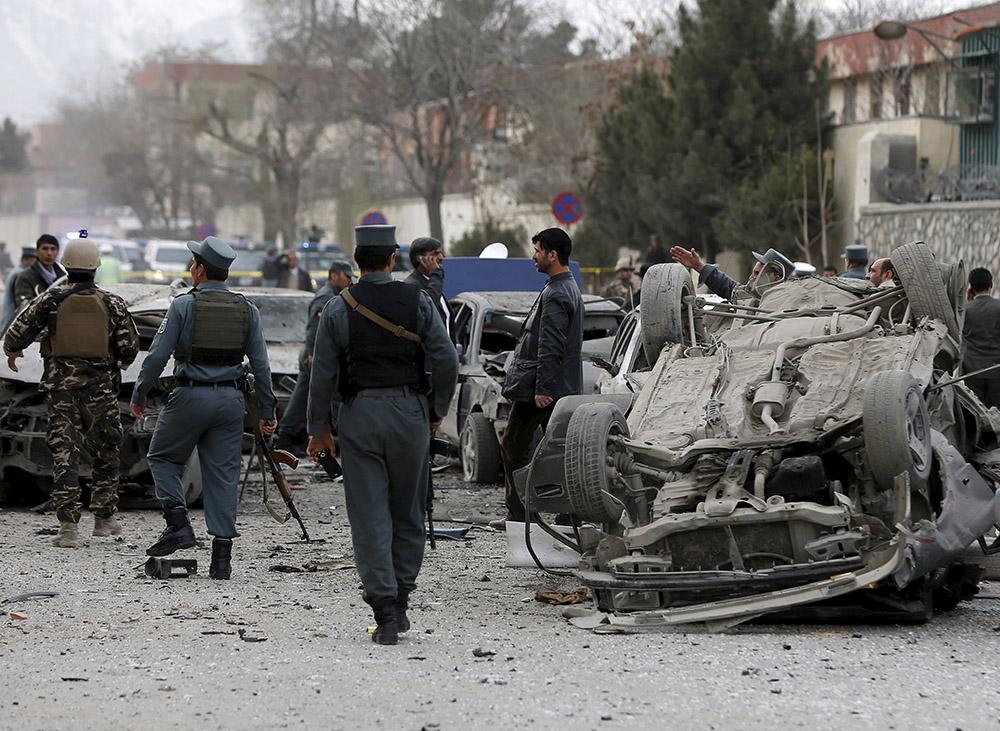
[461, 412, 501, 483]
[891, 242, 960, 341]
[564, 403, 629, 523]
[863, 370, 932, 491]
[182, 449, 204, 507]
[639, 263, 698, 364]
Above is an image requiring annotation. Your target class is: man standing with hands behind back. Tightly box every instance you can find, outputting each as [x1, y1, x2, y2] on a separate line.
[499, 228, 584, 524]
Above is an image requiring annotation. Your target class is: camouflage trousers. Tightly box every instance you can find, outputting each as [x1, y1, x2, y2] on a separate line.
[46, 382, 123, 523]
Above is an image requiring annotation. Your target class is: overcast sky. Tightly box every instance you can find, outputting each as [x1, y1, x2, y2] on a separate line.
[0, 0, 954, 125]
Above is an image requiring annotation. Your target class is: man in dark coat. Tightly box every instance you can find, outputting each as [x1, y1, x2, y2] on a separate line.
[275, 250, 314, 292]
[499, 228, 584, 523]
[14, 234, 67, 307]
[963, 267, 1000, 408]
[405, 237, 452, 337]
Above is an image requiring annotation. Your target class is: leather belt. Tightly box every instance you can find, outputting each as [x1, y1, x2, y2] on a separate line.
[176, 377, 241, 389]
[356, 386, 416, 397]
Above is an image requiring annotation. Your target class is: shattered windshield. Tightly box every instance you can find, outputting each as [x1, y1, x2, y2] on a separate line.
[244, 294, 309, 343]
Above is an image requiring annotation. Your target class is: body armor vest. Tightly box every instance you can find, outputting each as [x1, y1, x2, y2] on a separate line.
[179, 289, 251, 366]
[48, 286, 111, 359]
[339, 280, 426, 399]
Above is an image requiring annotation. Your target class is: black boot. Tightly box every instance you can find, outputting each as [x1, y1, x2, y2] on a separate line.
[146, 506, 196, 557]
[395, 592, 410, 633]
[209, 538, 233, 580]
[371, 598, 399, 645]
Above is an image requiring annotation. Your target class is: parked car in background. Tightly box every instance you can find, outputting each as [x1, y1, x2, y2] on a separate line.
[144, 239, 193, 282]
[439, 291, 624, 483]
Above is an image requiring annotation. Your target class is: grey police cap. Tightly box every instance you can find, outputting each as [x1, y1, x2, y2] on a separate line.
[20, 246, 36, 259]
[842, 243, 869, 261]
[329, 258, 355, 277]
[186, 236, 237, 270]
[354, 225, 398, 248]
[751, 248, 795, 277]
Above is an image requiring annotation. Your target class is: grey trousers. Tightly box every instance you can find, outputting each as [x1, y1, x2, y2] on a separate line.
[339, 393, 430, 601]
[147, 386, 246, 538]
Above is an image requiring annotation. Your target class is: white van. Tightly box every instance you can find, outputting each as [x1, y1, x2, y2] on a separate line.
[145, 239, 193, 281]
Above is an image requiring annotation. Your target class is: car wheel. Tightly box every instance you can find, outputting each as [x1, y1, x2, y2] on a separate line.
[564, 403, 629, 523]
[891, 242, 960, 341]
[863, 370, 932, 492]
[460, 412, 501, 483]
[182, 449, 203, 507]
[639, 263, 699, 364]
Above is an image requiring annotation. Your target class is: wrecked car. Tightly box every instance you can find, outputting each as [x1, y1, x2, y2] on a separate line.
[439, 291, 624, 483]
[0, 283, 310, 507]
[519, 242, 1000, 629]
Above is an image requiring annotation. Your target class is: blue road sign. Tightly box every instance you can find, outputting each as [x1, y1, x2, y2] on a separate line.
[551, 192, 582, 224]
[361, 210, 388, 226]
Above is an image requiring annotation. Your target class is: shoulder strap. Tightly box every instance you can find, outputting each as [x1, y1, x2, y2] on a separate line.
[47, 282, 96, 312]
[341, 288, 422, 344]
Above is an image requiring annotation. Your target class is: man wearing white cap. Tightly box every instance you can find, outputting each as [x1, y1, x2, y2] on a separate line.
[669, 245, 794, 301]
[601, 256, 641, 310]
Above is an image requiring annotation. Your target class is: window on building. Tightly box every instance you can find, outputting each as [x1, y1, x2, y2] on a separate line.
[870, 75, 884, 119]
[843, 80, 856, 123]
[924, 67, 941, 115]
[894, 71, 911, 116]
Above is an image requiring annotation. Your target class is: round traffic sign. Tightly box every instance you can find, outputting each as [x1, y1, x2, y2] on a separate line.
[361, 210, 388, 226]
[551, 192, 582, 224]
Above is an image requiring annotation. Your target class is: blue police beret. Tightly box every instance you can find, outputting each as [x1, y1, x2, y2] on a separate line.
[354, 225, 398, 248]
[186, 236, 237, 270]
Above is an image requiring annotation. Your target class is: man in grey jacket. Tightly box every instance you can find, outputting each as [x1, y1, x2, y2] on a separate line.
[669, 245, 794, 302]
[500, 228, 583, 522]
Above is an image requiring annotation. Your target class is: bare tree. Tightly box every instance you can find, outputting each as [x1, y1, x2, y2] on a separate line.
[198, 1, 338, 246]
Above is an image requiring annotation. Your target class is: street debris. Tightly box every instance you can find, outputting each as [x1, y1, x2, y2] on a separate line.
[479, 675, 508, 686]
[9, 611, 29, 620]
[60, 677, 88, 682]
[535, 587, 588, 605]
[34, 527, 58, 536]
[472, 647, 496, 658]
[144, 557, 198, 579]
[269, 560, 355, 573]
[238, 628, 268, 643]
[3, 591, 58, 603]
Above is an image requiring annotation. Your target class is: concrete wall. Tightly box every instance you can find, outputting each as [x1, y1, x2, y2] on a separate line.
[828, 116, 959, 256]
[857, 200, 1000, 273]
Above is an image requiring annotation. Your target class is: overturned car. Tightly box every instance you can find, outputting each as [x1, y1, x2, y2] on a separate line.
[520, 242, 1000, 629]
[0, 282, 309, 506]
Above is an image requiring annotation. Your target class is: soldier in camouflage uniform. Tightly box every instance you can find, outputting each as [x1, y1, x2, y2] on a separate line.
[601, 256, 641, 311]
[3, 237, 139, 547]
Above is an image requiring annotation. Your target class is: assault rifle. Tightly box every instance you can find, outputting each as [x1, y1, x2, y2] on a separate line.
[243, 373, 310, 542]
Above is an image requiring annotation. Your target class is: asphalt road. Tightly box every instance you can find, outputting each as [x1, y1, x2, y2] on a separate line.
[2, 465, 1000, 730]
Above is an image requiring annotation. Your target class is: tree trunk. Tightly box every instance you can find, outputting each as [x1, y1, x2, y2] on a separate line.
[425, 190, 445, 244]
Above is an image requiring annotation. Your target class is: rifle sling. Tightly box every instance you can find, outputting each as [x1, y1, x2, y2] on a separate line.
[341, 289, 422, 344]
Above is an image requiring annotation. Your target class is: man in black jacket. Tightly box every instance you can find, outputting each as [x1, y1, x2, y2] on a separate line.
[14, 234, 67, 307]
[963, 267, 1000, 408]
[405, 237, 452, 337]
[499, 228, 583, 523]
[275, 250, 314, 292]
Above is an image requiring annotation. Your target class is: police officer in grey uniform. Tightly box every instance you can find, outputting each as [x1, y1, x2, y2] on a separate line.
[841, 244, 869, 280]
[275, 258, 354, 454]
[130, 237, 277, 579]
[306, 225, 457, 646]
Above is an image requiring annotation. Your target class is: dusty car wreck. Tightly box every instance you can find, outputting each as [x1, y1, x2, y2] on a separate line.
[519, 242, 1000, 629]
[0, 282, 309, 506]
[439, 291, 623, 483]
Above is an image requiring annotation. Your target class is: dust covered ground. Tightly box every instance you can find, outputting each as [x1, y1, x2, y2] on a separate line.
[3, 464, 1000, 730]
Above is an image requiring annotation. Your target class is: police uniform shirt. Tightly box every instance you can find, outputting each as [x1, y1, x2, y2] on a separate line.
[306, 272, 458, 436]
[132, 281, 278, 419]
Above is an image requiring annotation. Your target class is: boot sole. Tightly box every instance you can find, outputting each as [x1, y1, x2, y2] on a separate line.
[146, 538, 197, 557]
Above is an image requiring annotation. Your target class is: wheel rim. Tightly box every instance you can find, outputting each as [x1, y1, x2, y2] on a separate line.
[461, 425, 476, 480]
[905, 389, 930, 471]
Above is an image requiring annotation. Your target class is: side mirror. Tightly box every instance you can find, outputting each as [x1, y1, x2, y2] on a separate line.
[590, 355, 616, 374]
